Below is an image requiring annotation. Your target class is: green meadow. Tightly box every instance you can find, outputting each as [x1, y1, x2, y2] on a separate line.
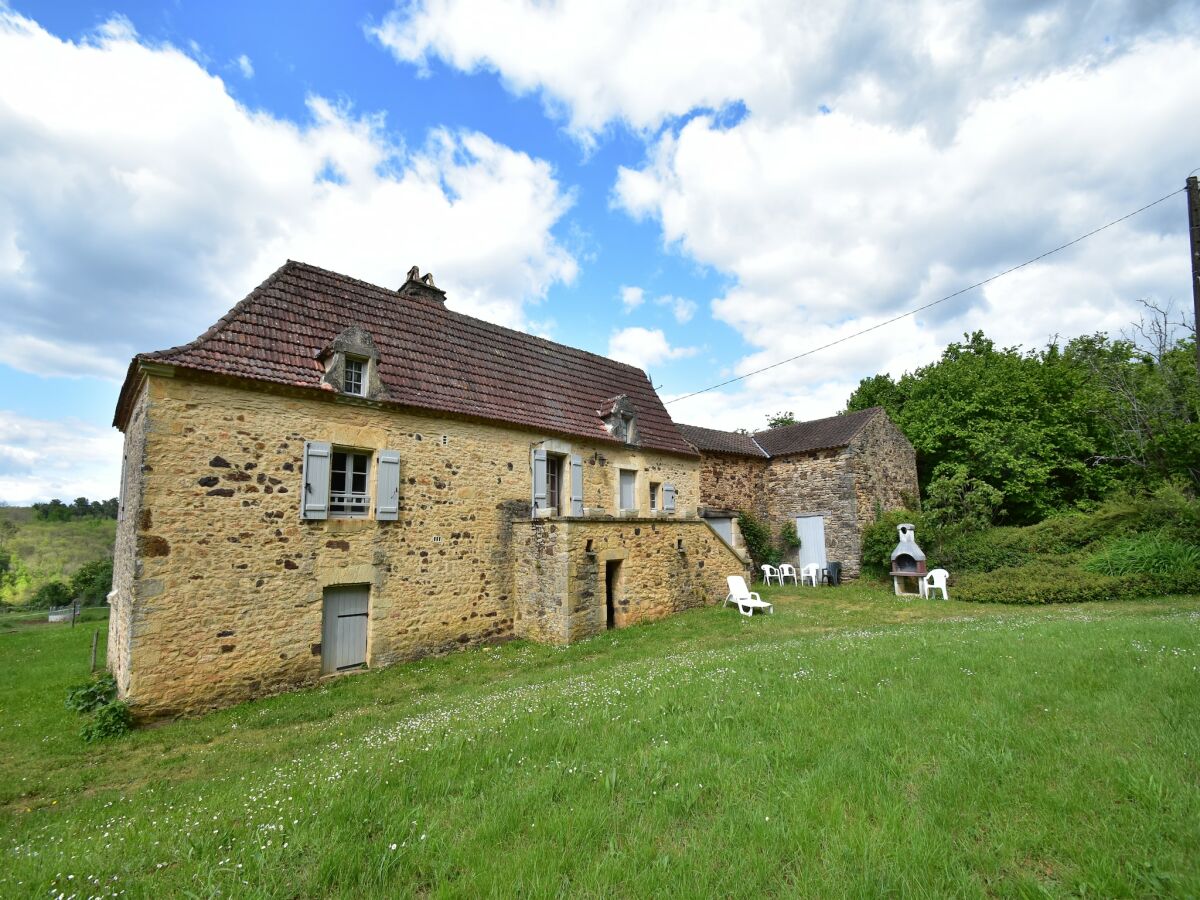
[2, 586, 1198, 898]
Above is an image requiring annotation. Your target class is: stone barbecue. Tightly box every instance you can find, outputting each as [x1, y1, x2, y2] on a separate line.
[890, 523, 927, 596]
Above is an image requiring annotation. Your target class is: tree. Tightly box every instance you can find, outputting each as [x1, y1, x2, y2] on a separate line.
[845, 330, 1120, 525]
[766, 411, 798, 429]
[32, 580, 72, 608]
[71, 558, 114, 606]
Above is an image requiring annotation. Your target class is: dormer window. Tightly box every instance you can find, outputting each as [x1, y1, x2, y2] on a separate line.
[599, 395, 639, 446]
[343, 357, 366, 396]
[318, 326, 384, 400]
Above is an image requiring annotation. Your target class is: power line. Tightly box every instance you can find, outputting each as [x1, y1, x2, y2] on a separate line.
[665, 185, 1187, 405]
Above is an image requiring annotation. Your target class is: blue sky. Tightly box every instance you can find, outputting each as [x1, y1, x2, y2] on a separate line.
[1, 1, 1197, 502]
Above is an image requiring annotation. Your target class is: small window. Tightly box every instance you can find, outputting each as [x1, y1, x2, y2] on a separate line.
[330, 450, 370, 517]
[343, 357, 366, 396]
[649, 481, 660, 512]
[546, 455, 565, 514]
[619, 469, 637, 511]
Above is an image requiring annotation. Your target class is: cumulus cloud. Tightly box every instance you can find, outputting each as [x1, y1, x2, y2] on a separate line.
[235, 53, 254, 78]
[0, 411, 123, 505]
[607, 327, 697, 371]
[657, 295, 696, 324]
[373, 0, 1199, 430]
[619, 284, 644, 311]
[619, 37, 1200, 423]
[0, 11, 577, 379]
[371, 0, 1195, 141]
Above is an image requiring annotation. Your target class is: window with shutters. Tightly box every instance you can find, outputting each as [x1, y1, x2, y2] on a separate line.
[531, 445, 583, 518]
[545, 454, 565, 514]
[330, 450, 371, 517]
[649, 481, 660, 512]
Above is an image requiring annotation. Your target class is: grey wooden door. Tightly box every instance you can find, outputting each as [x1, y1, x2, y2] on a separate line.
[709, 517, 734, 544]
[322, 585, 369, 674]
[795, 516, 828, 571]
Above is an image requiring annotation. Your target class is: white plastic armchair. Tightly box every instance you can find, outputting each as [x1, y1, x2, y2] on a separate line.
[778, 563, 799, 585]
[725, 576, 774, 617]
[921, 568, 950, 600]
[800, 563, 822, 586]
[760, 564, 782, 585]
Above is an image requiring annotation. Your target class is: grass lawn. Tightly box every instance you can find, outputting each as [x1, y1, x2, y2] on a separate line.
[2, 587, 1199, 898]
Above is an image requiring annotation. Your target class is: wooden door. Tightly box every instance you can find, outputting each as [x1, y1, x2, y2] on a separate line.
[795, 516, 827, 572]
[322, 585, 369, 674]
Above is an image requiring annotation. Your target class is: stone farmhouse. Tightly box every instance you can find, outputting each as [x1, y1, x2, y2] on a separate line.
[109, 261, 749, 716]
[676, 409, 917, 580]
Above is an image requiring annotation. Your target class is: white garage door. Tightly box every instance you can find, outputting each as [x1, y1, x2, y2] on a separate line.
[795, 516, 827, 572]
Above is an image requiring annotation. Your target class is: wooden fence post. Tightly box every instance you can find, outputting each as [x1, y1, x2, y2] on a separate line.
[90, 629, 99, 674]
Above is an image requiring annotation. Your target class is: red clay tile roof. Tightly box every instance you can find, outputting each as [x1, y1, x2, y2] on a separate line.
[677, 407, 883, 458]
[753, 408, 881, 456]
[676, 423, 768, 457]
[114, 261, 696, 456]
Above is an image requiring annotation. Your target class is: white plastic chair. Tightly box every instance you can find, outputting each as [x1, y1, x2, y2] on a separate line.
[800, 563, 821, 586]
[760, 564, 782, 585]
[921, 568, 950, 600]
[725, 575, 774, 617]
[778, 563, 799, 585]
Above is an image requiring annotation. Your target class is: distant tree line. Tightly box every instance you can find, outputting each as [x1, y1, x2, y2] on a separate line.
[32, 497, 119, 521]
[845, 301, 1198, 528]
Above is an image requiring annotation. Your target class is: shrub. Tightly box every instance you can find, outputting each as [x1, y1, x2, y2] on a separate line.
[80, 701, 133, 743]
[779, 521, 800, 551]
[32, 579, 72, 609]
[1084, 531, 1200, 577]
[70, 558, 113, 606]
[66, 673, 117, 713]
[737, 511, 781, 571]
[953, 561, 1200, 605]
[924, 462, 1003, 532]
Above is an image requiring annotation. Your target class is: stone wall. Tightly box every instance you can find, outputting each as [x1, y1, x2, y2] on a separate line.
[697, 452, 768, 520]
[111, 373, 706, 716]
[108, 382, 150, 696]
[692, 409, 918, 581]
[847, 410, 919, 528]
[763, 449, 862, 578]
[512, 517, 746, 644]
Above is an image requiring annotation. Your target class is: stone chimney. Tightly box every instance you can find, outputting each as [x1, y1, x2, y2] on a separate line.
[397, 265, 447, 305]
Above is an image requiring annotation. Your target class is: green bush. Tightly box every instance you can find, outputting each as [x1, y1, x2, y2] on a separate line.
[65, 673, 117, 714]
[953, 561, 1200, 605]
[80, 701, 133, 743]
[737, 511, 781, 572]
[1084, 531, 1200, 577]
[70, 558, 113, 606]
[32, 579, 72, 609]
[779, 520, 800, 551]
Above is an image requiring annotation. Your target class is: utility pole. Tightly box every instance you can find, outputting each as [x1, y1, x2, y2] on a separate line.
[1187, 175, 1200, 379]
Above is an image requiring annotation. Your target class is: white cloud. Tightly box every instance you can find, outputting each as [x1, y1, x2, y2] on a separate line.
[235, 53, 254, 78]
[607, 326, 697, 371]
[619, 284, 644, 311]
[0, 411, 123, 504]
[0, 11, 577, 380]
[616, 35, 1200, 427]
[657, 295, 696, 324]
[371, 0, 1195, 141]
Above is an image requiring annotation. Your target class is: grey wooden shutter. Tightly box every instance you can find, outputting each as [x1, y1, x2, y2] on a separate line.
[375, 450, 401, 521]
[531, 447, 548, 513]
[663, 482, 676, 513]
[569, 454, 583, 516]
[301, 440, 332, 520]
